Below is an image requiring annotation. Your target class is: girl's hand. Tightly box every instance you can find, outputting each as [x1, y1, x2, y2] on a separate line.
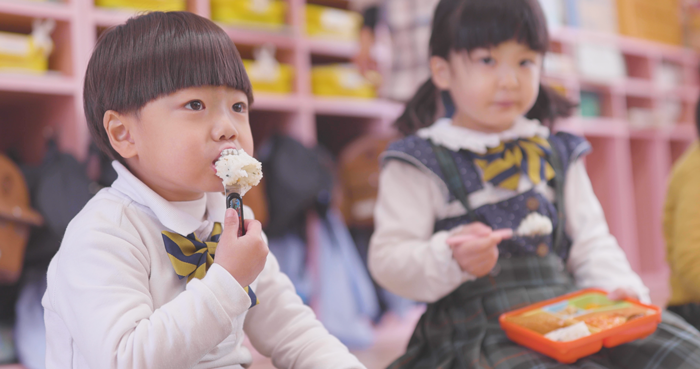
[446, 223, 513, 277]
[608, 287, 640, 302]
[215, 209, 269, 287]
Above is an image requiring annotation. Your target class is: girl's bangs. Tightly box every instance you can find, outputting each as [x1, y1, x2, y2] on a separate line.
[451, 0, 549, 53]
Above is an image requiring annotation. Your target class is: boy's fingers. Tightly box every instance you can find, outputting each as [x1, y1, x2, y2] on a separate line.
[222, 209, 240, 239]
[242, 219, 262, 237]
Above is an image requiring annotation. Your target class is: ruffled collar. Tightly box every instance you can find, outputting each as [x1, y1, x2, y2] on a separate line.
[416, 116, 550, 154]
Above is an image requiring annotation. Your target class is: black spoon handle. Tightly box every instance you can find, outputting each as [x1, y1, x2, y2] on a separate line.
[226, 192, 246, 237]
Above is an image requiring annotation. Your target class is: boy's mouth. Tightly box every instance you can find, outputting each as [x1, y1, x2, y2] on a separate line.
[212, 146, 239, 172]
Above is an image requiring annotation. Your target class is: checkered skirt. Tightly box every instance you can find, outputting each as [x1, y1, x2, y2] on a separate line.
[387, 255, 700, 369]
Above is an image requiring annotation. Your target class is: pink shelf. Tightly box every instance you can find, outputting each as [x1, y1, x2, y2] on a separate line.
[556, 117, 630, 138]
[0, 72, 75, 95]
[252, 94, 303, 112]
[551, 26, 692, 60]
[0, 0, 72, 20]
[0, 0, 696, 316]
[92, 7, 137, 28]
[623, 78, 658, 98]
[304, 38, 358, 58]
[669, 124, 698, 141]
[312, 97, 403, 118]
[221, 25, 296, 49]
[668, 86, 700, 103]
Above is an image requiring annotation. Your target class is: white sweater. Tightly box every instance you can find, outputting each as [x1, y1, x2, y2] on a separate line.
[42, 162, 365, 369]
[368, 118, 650, 304]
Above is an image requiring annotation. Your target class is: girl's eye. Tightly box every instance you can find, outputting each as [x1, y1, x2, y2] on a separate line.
[232, 103, 247, 113]
[185, 100, 204, 111]
[480, 57, 496, 66]
[520, 59, 535, 67]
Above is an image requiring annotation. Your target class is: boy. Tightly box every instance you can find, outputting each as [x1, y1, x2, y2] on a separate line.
[42, 11, 366, 369]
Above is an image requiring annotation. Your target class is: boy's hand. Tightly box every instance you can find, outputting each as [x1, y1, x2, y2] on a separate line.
[446, 223, 513, 278]
[608, 287, 640, 301]
[215, 209, 269, 287]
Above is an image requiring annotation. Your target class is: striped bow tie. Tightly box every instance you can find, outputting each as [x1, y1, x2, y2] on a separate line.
[472, 136, 555, 191]
[162, 222, 259, 308]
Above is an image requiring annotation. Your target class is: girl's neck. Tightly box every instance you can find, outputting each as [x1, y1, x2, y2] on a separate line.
[450, 110, 516, 134]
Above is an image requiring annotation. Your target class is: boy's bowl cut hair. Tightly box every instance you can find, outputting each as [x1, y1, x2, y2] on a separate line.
[84, 11, 254, 164]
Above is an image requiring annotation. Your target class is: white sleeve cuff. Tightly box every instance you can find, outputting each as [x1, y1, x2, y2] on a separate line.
[195, 264, 252, 319]
[431, 230, 477, 285]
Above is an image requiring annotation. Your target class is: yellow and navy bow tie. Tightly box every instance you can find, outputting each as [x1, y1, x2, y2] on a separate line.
[162, 222, 259, 308]
[472, 136, 555, 191]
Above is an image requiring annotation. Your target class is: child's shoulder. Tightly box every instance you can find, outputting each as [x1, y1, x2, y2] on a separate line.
[384, 134, 431, 154]
[669, 142, 700, 183]
[60, 187, 149, 253]
[548, 131, 592, 167]
[72, 187, 136, 226]
[381, 134, 435, 166]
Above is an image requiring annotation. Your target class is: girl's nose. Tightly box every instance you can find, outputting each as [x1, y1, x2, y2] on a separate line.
[498, 68, 519, 89]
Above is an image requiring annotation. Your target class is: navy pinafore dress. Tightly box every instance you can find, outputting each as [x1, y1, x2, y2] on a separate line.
[382, 132, 700, 369]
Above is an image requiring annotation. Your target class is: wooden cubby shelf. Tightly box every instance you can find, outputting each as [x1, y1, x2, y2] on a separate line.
[0, 0, 698, 311]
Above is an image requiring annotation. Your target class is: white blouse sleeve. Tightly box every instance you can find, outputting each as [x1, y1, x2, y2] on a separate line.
[368, 160, 476, 303]
[564, 160, 651, 303]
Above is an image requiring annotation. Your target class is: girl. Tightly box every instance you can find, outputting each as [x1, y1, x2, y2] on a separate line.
[368, 0, 700, 368]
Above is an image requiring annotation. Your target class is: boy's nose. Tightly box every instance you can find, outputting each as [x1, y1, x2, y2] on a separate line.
[212, 117, 238, 141]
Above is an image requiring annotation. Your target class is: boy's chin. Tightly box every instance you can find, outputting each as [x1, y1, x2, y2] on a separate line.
[203, 182, 226, 193]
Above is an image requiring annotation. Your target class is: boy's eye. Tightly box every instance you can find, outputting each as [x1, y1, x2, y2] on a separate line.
[185, 100, 204, 111]
[232, 103, 247, 113]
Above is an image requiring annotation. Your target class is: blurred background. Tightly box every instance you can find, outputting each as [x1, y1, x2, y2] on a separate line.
[0, 0, 699, 368]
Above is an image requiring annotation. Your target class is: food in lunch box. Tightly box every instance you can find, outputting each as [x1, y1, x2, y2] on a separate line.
[576, 306, 651, 333]
[544, 321, 591, 342]
[499, 289, 663, 363]
[505, 301, 653, 341]
[505, 311, 573, 335]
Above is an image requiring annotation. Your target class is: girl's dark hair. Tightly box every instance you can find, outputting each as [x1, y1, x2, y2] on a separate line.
[395, 0, 576, 136]
[84, 11, 253, 164]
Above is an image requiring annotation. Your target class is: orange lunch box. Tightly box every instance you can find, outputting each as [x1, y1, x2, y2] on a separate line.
[499, 288, 662, 363]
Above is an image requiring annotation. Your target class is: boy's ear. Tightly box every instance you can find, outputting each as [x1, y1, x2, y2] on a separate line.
[430, 56, 451, 90]
[104, 110, 137, 159]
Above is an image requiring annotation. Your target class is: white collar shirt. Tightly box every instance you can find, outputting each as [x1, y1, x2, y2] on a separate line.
[43, 162, 364, 369]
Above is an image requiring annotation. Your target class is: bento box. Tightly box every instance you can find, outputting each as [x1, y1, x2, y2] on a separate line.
[499, 288, 662, 363]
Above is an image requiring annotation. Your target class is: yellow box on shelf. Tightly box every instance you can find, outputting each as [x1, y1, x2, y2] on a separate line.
[306, 4, 361, 41]
[243, 59, 294, 94]
[95, 0, 185, 12]
[0, 27, 52, 74]
[617, 0, 682, 45]
[212, 0, 287, 28]
[311, 64, 376, 99]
